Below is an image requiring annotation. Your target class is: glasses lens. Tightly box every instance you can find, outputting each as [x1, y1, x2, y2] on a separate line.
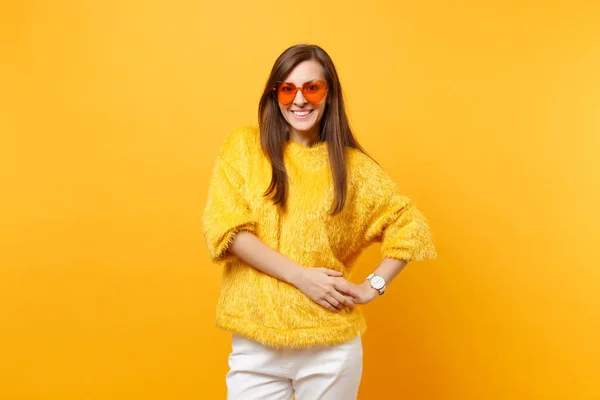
[302, 80, 327, 104]
[277, 83, 296, 105]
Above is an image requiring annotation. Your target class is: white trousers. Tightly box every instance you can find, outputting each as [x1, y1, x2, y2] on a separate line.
[226, 333, 363, 400]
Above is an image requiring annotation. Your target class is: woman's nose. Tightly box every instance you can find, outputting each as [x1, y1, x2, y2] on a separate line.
[293, 89, 308, 105]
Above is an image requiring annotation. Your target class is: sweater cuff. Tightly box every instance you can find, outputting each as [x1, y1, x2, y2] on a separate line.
[211, 222, 257, 263]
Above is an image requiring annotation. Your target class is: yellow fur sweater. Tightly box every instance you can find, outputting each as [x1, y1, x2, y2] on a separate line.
[202, 126, 437, 348]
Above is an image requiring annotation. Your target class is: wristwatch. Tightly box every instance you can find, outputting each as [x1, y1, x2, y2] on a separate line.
[366, 273, 386, 295]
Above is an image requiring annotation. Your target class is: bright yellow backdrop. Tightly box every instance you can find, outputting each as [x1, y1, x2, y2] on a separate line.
[1, 1, 599, 399]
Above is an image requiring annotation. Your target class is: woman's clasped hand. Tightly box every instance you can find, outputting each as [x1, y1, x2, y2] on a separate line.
[290, 267, 379, 312]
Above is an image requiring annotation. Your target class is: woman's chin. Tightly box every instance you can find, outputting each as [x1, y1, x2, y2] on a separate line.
[291, 124, 316, 133]
[288, 118, 318, 133]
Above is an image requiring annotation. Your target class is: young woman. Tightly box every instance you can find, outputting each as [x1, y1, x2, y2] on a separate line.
[202, 44, 437, 400]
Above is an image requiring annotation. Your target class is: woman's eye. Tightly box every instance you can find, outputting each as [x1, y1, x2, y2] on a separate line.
[307, 85, 318, 91]
[281, 86, 294, 92]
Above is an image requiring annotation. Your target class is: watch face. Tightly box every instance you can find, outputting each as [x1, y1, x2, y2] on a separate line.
[370, 275, 385, 290]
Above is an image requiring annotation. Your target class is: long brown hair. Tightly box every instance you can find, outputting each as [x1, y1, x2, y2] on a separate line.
[258, 44, 370, 215]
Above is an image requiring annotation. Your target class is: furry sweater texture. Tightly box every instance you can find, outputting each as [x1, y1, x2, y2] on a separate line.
[202, 126, 437, 348]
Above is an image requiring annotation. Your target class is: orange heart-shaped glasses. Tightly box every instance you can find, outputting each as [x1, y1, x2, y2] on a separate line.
[272, 80, 328, 106]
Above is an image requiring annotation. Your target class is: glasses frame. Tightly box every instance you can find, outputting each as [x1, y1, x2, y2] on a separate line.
[272, 80, 328, 105]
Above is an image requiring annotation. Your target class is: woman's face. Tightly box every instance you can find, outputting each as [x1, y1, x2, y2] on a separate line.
[277, 60, 328, 140]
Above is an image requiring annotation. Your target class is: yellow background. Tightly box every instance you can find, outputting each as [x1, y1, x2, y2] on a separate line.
[1, 1, 599, 399]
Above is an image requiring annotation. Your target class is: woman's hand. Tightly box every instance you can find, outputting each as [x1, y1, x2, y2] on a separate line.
[291, 267, 359, 312]
[343, 280, 379, 305]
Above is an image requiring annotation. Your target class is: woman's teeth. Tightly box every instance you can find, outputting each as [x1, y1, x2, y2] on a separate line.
[292, 110, 313, 117]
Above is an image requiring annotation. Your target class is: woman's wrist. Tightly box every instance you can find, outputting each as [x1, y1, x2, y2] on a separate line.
[285, 262, 306, 288]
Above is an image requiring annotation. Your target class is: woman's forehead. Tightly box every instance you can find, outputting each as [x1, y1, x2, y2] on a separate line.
[283, 60, 325, 83]
[280, 78, 321, 86]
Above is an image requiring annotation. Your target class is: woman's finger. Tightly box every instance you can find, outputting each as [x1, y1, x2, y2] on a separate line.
[325, 295, 343, 309]
[331, 291, 355, 309]
[333, 279, 361, 298]
[318, 299, 338, 312]
[321, 268, 343, 277]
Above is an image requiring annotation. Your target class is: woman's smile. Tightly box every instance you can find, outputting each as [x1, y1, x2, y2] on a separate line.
[291, 109, 314, 119]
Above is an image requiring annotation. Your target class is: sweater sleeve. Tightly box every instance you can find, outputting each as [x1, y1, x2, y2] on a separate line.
[202, 128, 257, 264]
[362, 162, 438, 263]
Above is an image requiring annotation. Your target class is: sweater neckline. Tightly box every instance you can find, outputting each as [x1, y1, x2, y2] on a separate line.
[285, 138, 329, 168]
[288, 137, 327, 150]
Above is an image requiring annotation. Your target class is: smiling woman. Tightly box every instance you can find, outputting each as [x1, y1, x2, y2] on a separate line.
[257, 45, 360, 213]
[202, 44, 438, 400]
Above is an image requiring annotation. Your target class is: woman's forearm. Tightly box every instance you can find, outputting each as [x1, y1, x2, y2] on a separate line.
[372, 257, 408, 285]
[230, 231, 358, 310]
[354, 258, 409, 300]
[229, 231, 304, 286]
